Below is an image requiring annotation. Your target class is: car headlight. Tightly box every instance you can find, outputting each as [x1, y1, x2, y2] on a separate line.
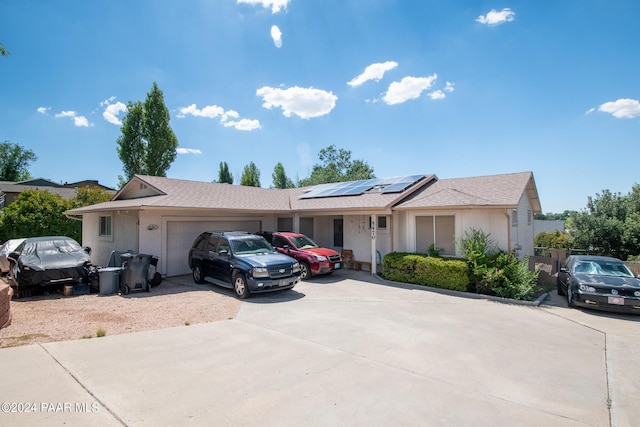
[579, 284, 596, 293]
[292, 262, 300, 273]
[313, 255, 328, 262]
[635, 291, 640, 297]
[253, 267, 269, 278]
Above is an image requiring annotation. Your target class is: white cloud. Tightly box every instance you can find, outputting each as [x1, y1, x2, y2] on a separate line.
[37, 106, 50, 114]
[177, 103, 260, 131]
[176, 148, 203, 154]
[100, 96, 116, 106]
[177, 104, 225, 119]
[54, 110, 92, 127]
[476, 8, 515, 26]
[428, 90, 446, 100]
[347, 61, 398, 87]
[444, 81, 455, 92]
[103, 101, 127, 125]
[237, 0, 289, 14]
[585, 107, 595, 115]
[598, 98, 640, 119]
[221, 118, 262, 131]
[256, 86, 337, 119]
[382, 74, 438, 105]
[271, 25, 283, 48]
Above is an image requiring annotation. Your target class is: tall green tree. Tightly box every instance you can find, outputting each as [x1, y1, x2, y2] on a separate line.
[0, 141, 37, 181]
[116, 82, 178, 185]
[272, 162, 294, 189]
[298, 145, 375, 186]
[569, 186, 640, 260]
[216, 161, 233, 184]
[240, 162, 260, 187]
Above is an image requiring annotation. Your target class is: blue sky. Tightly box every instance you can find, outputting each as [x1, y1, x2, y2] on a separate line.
[1, 0, 639, 213]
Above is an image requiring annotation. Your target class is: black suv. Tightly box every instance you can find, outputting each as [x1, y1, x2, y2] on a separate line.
[188, 231, 301, 299]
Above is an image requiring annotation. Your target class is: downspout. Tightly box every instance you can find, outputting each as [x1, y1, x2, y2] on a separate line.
[371, 216, 377, 276]
[505, 209, 512, 252]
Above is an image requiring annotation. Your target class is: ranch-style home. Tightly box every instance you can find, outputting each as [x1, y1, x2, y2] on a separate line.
[65, 171, 541, 277]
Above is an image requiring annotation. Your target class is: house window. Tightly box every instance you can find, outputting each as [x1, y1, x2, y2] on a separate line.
[415, 216, 455, 256]
[99, 215, 112, 237]
[370, 215, 388, 230]
[511, 209, 518, 227]
[527, 210, 532, 225]
[333, 218, 343, 247]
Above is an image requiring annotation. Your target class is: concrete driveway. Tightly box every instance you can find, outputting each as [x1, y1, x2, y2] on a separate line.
[0, 271, 638, 426]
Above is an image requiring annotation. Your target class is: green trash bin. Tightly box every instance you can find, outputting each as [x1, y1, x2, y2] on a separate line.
[98, 267, 122, 295]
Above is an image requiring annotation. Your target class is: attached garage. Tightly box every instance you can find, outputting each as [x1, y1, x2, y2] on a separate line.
[164, 219, 262, 276]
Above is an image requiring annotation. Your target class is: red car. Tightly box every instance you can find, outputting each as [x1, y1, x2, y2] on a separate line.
[257, 232, 341, 280]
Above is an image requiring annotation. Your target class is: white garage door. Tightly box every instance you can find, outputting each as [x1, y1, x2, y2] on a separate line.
[166, 220, 261, 277]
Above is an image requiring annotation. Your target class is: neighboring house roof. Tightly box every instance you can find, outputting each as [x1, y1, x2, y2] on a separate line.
[16, 178, 61, 187]
[394, 171, 541, 212]
[65, 172, 541, 215]
[0, 183, 78, 199]
[61, 180, 116, 192]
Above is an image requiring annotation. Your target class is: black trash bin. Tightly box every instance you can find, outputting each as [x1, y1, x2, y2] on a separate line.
[120, 253, 153, 295]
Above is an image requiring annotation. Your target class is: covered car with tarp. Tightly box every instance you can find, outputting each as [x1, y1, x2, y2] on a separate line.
[7, 236, 92, 289]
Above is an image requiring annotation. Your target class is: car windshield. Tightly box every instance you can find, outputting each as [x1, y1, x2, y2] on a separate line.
[231, 238, 274, 255]
[289, 235, 319, 250]
[572, 260, 634, 277]
[19, 238, 83, 256]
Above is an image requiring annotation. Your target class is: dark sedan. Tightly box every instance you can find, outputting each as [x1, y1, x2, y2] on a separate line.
[557, 255, 640, 313]
[7, 236, 92, 290]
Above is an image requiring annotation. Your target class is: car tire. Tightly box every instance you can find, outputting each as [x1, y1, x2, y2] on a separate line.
[556, 279, 563, 296]
[233, 272, 249, 299]
[299, 262, 311, 280]
[566, 285, 575, 308]
[192, 264, 205, 284]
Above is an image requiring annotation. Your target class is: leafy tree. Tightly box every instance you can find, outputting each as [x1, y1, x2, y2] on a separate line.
[0, 42, 8, 57]
[0, 190, 77, 242]
[240, 162, 261, 187]
[534, 210, 575, 220]
[272, 162, 294, 189]
[216, 161, 233, 184]
[534, 230, 571, 249]
[69, 186, 114, 209]
[298, 145, 375, 186]
[0, 187, 114, 242]
[116, 82, 178, 185]
[0, 141, 37, 181]
[568, 186, 640, 260]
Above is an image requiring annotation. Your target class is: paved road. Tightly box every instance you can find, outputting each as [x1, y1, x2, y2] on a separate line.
[0, 271, 638, 426]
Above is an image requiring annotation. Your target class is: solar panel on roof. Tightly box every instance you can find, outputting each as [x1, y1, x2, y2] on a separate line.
[299, 175, 427, 199]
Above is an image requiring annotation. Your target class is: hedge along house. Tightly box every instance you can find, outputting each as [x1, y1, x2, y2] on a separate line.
[65, 171, 541, 277]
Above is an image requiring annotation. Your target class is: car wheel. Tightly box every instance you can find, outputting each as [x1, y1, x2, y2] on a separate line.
[233, 273, 249, 299]
[299, 262, 311, 280]
[192, 264, 205, 284]
[566, 285, 575, 308]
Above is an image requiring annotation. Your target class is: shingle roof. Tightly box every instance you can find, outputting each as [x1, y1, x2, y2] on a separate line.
[65, 172, 541, 215]
[394, 171, 541, 212]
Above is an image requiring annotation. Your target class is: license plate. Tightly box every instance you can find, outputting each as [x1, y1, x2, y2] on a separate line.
[335, 263, 341, 269]
[279, 279, 291, 286]
[608, 296, 625, 305]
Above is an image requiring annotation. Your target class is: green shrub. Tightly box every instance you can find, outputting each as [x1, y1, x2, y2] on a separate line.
[382, 252, 468, 292]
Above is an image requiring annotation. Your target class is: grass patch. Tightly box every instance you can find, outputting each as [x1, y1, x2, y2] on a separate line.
[2, 333, 50, 348]
[184, 321, 190, 326]
[96, 327, 106, 337]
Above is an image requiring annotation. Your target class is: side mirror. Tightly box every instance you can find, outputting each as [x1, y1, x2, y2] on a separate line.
[7, 251, 20, 262]
[559, 267, 567, 273]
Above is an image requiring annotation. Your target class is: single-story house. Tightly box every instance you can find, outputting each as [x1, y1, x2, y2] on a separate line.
[65, 171, 541, 277]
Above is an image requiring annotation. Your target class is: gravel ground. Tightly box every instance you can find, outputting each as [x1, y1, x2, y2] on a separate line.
[0, 275, 241, 348]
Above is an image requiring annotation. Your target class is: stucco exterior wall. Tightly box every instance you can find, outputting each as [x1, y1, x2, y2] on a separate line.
[81, 211, 138, 267]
